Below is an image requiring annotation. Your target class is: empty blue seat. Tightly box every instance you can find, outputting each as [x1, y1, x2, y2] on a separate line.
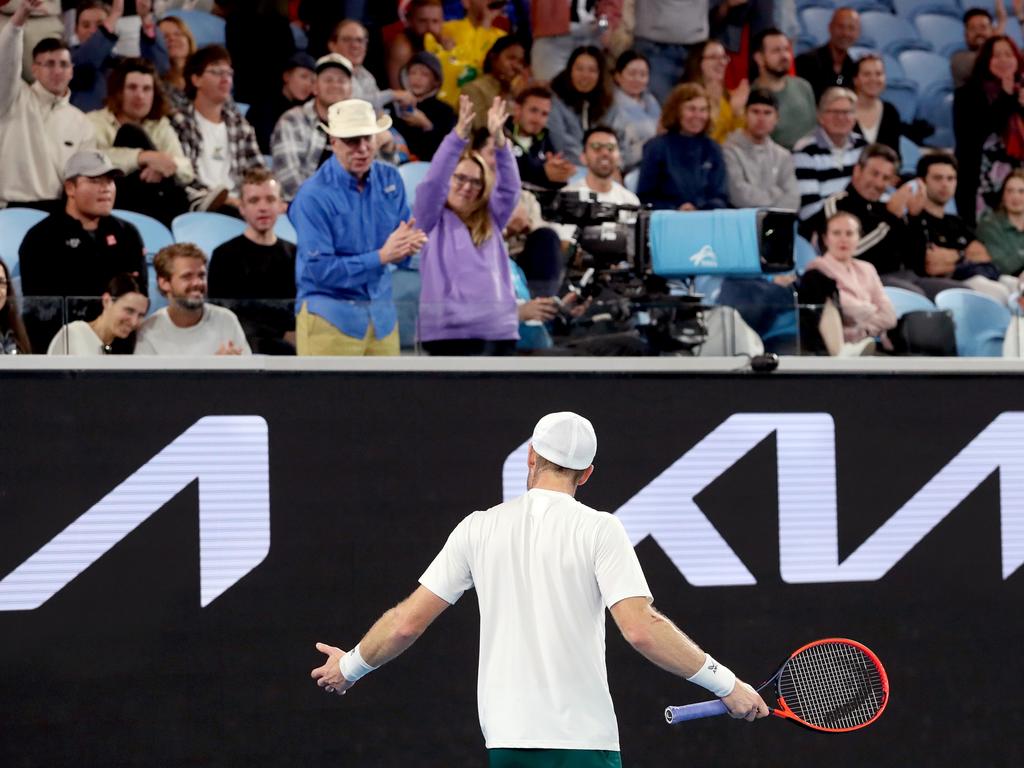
[914, 13, 966, 56]
[894, 0, 960, 20]
[274, 215, 297, 244]
[920, 87, 955, 148]
[112, 209, 174, 257]
[899, 135, 922, 176]
[794, 33, 820, 55]
[884, 81, 918, 123]
[797, 0, 835, 10]
[884, 286, 936, 317]
[897, 49, 952, 102]
[0, 207, 47, 296]
[799, 7, 834, 45]
[162, 10, 225, 47]
[624, 168, 639, 194]
[935, 288, 1011, 356]
[171, 211, 246, 259]
[794, 234, 819, 275]
[860, 11, 931, 54]
[398, 161, 430, 207]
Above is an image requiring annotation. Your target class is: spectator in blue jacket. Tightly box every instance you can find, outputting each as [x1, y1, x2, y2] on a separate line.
[288, 99, 427, 356]
[71, 0, 168, 113]
[637, 82, 728, 211]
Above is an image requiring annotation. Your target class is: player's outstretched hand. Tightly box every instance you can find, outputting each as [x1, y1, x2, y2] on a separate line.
[721, 679, 770, 722]
[311, 641, 355, 696]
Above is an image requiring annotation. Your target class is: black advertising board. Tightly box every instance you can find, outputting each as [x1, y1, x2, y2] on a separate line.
[0, 369, 1021, 767]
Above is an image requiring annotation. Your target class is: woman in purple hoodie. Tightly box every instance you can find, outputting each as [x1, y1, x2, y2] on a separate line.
[415, 94, 522, 355]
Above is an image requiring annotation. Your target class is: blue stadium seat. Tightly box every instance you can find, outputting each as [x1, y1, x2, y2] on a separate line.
[894, 0, 960, 20]
[884, 286, 936, 317]
[860, 11, 931, 54]
[797, 0, 835, 10]
[624, 168, 639, 194]
[171, 211, 245, 260]
[112, 209, 173, 257]
[897, 49, 952, 102]
[920, 87, 955, 148]
[799, 7, 834, 45]
[568, 166, 587, 186]
[914, 14, 966, 56]
[882, 52, 906, 80]
[883, 81, 918, 123]
[274, 215, 297, 244]
[0, 207, 47, 296]
[794, 234, 819, 275]
[235, 102, 250, 117]
[398, 161, 430, 207]
[162, 10, 226, 47]
[291, 24, 308, 51]
[899, 135, 922, 176]
[794, 33, 820, 54]
[934, 288, 1011, 356]
[845, 0, 891, 12]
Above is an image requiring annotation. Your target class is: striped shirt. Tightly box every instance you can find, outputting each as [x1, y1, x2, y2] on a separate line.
[792, 127, 866, 221]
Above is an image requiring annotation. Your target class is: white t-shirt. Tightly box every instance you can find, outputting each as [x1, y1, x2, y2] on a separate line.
[419, 488, 652, 751]
[194, 111, 234, 194]
[46, 320, 105, 355]
[134, 304, 251, 355]
[554, 179, 641, 242]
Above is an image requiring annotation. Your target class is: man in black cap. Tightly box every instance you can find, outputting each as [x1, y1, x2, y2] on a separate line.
[391, 50, 454, 161]
[247, 51, 317, 155]
[19, 149, 147, 349]
[271, 52, 354, 202]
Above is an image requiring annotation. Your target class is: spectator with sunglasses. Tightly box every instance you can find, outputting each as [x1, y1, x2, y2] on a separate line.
[415, 95, 521, 355]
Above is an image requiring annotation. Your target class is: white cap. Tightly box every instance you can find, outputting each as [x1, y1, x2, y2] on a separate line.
[531, 412, 597, 470]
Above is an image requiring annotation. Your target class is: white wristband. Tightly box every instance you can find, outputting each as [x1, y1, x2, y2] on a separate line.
[686, 653, 736, 698]
[338, 643, 378, 683]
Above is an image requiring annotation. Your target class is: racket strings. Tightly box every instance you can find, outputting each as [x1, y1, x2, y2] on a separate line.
[777, 642, 886, 730]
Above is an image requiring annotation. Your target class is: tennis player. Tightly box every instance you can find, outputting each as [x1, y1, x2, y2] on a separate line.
[311, 412, 769, 766]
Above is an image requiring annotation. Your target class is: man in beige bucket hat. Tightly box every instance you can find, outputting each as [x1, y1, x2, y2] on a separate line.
[288, 98, 427, 356]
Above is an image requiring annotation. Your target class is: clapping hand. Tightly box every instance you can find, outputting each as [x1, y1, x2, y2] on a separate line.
[455, 94, 475, 140]
[380, 217, 428, 264]
[486, 96, 509, 147]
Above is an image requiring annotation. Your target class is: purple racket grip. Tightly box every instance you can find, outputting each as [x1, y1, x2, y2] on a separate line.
[664, 700, 729, 724]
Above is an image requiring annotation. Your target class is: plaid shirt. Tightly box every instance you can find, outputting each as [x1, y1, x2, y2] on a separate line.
[170, 102, 264, 193]
[270, 100, 328, 202]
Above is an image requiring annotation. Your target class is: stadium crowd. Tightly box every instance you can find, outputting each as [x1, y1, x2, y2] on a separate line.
[1, 0, 1024, 357]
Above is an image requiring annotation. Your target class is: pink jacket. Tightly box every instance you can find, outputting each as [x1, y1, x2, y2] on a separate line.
[807, 254, 898, 342]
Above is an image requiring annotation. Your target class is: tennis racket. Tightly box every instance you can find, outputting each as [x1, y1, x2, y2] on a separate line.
[664, 638, 889, 733]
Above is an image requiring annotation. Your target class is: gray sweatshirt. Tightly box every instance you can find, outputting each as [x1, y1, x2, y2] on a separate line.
[721, 129, 800, 210]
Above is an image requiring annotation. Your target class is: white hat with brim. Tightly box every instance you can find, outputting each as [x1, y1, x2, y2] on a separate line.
[321, 99, 393, 139]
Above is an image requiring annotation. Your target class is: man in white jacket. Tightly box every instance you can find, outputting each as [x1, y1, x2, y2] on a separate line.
[0, 0, 95, 210]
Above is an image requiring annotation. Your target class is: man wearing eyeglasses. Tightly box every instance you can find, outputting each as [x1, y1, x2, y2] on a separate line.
[0, 0, 96, 211]
[169, 44, 265, 215]
[288, 98, 427, 356]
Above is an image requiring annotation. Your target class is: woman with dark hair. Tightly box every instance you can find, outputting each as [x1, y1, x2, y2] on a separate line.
[0, 258, 31, 355]
[607, 50, 661, 173]
[636, 82, 728, 210]
[977, 168, 1024, 275]
[47, 274, 149, 355]
[461, 36, 527, 130]
[415, 96, 521, 356]
[954, 34, 1024, 225]
[547, 46, 614, 164]
[684, 40, 748, 144]
[853, 54, 903, 152]
[88, 57, 195, 224]
[157, 14, 197, 111]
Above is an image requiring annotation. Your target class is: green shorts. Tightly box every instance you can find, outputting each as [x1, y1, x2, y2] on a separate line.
[487, 748, 622, 768]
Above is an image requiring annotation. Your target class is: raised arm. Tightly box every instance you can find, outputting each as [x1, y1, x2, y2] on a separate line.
[412, 95, 475, 232]
[0, 0, 34, 116]
[486, 96, 521, 229]
[609, 597, 769, 720]
[311, 585, 450, 695]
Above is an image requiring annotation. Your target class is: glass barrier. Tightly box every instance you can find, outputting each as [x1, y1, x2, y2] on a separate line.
[5, 293, 1018, 358]
[2, 297, 66, 356]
